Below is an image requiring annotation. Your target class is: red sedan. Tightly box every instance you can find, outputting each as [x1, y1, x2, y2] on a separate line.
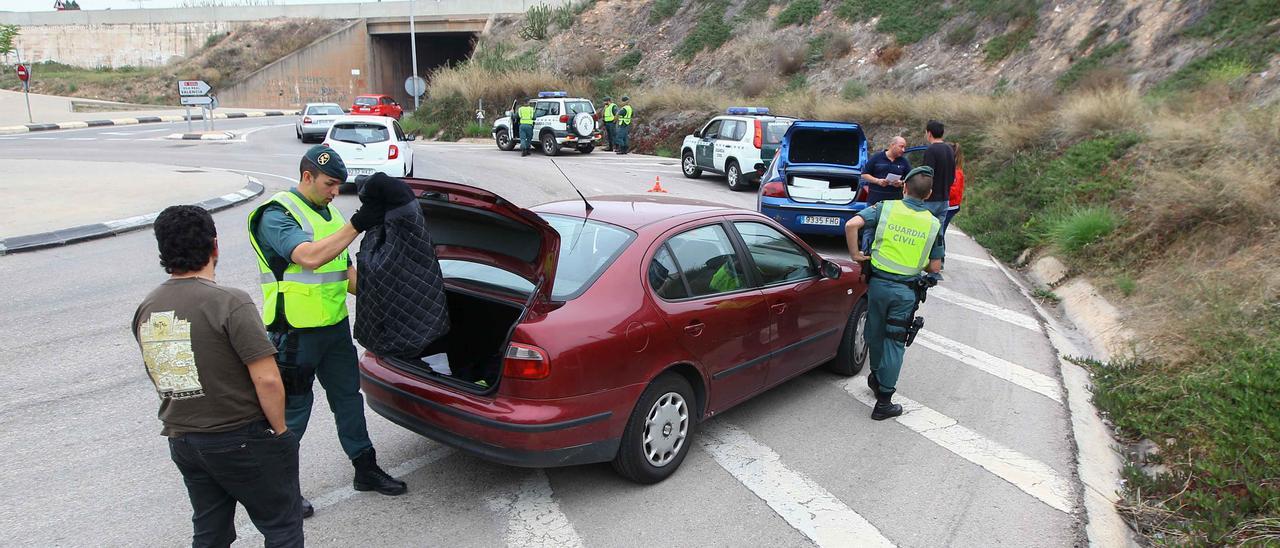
[359, 180, 870, 483]
[351, 94, 404, 120]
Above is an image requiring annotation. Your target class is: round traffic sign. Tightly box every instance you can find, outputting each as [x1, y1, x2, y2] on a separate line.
[404, 76, 426, 98]
[17, 64, 29, 82]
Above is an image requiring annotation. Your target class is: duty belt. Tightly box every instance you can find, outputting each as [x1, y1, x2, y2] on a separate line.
[870, 269, 937, 346]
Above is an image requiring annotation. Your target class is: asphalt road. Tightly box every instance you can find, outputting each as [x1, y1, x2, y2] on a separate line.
[0, 120, 1085, 547]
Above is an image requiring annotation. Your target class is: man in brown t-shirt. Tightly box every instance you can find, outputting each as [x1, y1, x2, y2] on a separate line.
[132, 205, 303, 547]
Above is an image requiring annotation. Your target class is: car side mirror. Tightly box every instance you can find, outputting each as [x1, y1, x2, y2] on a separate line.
[406, 131, 419, 141]
[821, 259, 842, 279]
[505, 110, 513, 117]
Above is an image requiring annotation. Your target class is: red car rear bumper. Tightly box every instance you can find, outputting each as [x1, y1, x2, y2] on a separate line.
[360, 355, 644, 468]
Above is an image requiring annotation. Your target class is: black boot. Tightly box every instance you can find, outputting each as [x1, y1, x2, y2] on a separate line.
[352, 448, 407, 496]
[867, 372, 880, 394]
[871, 390, 903, 421]
[521, 149, 529, 157]
[301, 497, 314, 519]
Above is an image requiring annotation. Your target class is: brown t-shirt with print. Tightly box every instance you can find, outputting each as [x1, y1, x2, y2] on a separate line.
[132, 277, 277, 436]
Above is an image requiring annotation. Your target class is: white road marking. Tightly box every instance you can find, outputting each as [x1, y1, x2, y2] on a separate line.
[218, 167, 296, 183]
[65, 137, 96, 141]
[700, 421, 896, 548]
[839, 377, 1075, 513]
[946, 253, 998, 268]
[236, 445, 453, 541]
[486, 470, 586, 548]
[29, 137, 55, 140]
[914, 330, 1063, 402]
[929, 286, 1041, 332]
[102, 128, 170, 135]
[231, 123, 295, 141]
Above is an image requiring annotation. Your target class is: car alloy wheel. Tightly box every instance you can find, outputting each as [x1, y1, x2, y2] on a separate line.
[542, 133, 560, 156]
[496, 129, 514, 151]
[681, 151, 702, 178]
[643, 392, 689, 467]
[827, 298, 869, 376]
[726, 161, 745, 191]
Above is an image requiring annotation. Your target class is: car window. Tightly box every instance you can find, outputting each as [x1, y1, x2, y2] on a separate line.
[762, 120, 793, 144]
[381, 97, 395, 105]
[734, 222, 815, 285]
[565, 101, 593, 116]
[535, 101, 560, 117]
[722, 120, 747, 141]
[307, 105, 343, 115]
[392, 121, 407, 141]
[330, 122, 391, 144]
[665, 224, 746, 297]
[702, 120, 723, 139]
[649, 244, 689, 300]
[354, 97, 377, 106]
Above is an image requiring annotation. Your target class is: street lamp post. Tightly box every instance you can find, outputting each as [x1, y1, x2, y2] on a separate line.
[409, 0, 420, 112]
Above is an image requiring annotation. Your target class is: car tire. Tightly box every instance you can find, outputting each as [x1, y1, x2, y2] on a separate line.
[681, 150, 702, 178]
[296, 127, 303, 141]
[578, 144, 594, 154]
[496, 128, 515, 151]
[726, 160, 747, 191]
[541, 132, 561, 156]
[827, 298, 869, 376]
[612, 373, 697, 484]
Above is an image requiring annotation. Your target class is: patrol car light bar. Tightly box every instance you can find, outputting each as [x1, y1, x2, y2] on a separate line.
[538, 91, 569, 98]
[727, 107, 769, 115]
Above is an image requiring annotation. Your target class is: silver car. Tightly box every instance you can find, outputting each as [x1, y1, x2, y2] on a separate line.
[296, 103, 345, 143]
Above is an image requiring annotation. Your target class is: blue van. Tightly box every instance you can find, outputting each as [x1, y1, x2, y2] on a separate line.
[756, 121, 871, 237]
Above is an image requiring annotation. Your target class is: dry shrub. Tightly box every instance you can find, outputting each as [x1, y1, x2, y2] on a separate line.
[633, 84, 729, 112]
[564, 51, 605, 77]
[1055, 87, 1146, 141]
[772, 41, 808, 76]
[876, 44, 904, 67]
[1073, 66, 1129, 92]
[427, 65, 581, 111]
[825, 32, 853, 60]
[740, 73, 774, 98]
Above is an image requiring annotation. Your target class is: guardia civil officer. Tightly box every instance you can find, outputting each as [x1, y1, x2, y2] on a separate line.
[614, 95, 634, 154]
[843, 166, 944, 420]
[247, 145, 408, 518]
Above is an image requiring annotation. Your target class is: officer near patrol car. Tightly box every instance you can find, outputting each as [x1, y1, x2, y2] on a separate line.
[614, 95, 634, 154]
[517, 101, 537, 157]
[843, 166, 944, 421]
[247, 145, 409, 518]
[600, 96, 617, 152]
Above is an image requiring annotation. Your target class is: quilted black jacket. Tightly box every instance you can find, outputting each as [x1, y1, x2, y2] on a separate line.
[354, 200, 450, 358]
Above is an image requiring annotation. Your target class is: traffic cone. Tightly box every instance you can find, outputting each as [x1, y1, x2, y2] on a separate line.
[647, 176, 668, 193]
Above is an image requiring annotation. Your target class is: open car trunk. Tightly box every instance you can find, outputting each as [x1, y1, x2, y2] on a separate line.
[785, 170, 861, 205]
[386, 287, 523, 391]
[781, 122, 867, 205]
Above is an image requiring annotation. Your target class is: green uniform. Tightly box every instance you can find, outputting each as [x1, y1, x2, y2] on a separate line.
[857, 197, 944, 396]
[615, 104, 633, 153]
[602, 102, 616, 151]
[517, 104, 535, 152]
[248, 188, 373, 460]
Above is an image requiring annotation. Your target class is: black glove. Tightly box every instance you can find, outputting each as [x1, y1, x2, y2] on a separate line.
[358, 172, 415, 208]
[350, 202, 386, 232]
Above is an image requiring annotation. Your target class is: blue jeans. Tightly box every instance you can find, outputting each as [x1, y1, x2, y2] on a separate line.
[941, 206, 960, 237]
[922, 200, 949, 260]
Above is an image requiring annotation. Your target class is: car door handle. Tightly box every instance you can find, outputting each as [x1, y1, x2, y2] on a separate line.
[684, 322, 705, 337]
[771, 303, 787, 315]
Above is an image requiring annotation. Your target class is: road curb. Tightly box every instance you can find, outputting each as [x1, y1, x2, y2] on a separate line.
[983, 252, 1138, 547]
[0, 110, 296, 136]
[0, 177, 264, 257]
[166, 131, 237, 141]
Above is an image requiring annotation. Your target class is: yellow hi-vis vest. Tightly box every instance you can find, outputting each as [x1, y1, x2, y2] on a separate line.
[247, 191, 350, 329]
[870, 201, 941, 276]
[617, 105, 633, 125]
[603, 103, 616, 122]
[518, 105, 535, 125]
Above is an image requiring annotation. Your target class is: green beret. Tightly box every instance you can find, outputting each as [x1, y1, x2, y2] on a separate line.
[304, 144, 347, 181]
[603, 96, 612, 101]
[905, 165, 934, 180]
[621, 95, 630, 101]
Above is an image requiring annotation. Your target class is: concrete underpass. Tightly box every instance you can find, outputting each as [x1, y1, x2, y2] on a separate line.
[368, 29, 475, 108]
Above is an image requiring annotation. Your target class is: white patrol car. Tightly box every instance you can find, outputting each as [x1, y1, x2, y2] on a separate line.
[680, 107, 796, 191]
[492, 91, 602, 156]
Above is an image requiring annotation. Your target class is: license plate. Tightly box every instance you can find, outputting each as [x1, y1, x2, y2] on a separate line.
[349, 168, 375, 175]
[800, 215, 841, 226]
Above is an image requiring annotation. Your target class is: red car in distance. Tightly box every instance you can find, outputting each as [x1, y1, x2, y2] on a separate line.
[351, 94, 404, 120]
[359, 180, 869, 484]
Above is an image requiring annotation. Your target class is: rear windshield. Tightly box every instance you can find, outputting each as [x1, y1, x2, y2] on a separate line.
[788, 128, 863, 166]
[565, 101, 594, 115]
[330, 122, 390, 144]
[307, 105, 343, 115]
[762, 120, 793, 145]
[438, 214, 634, 301]
[354, 97, 378, 106]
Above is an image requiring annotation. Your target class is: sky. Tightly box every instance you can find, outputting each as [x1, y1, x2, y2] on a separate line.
[4, 0, 400, 12]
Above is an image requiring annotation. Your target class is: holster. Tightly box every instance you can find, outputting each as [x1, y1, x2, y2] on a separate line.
[270, 330, 314, 396]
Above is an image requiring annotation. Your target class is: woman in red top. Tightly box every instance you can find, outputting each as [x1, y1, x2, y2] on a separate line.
[942, 142, 964, 236]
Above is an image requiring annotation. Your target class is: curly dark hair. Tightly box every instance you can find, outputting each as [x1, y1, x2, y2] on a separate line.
[153, 205, 216, 274]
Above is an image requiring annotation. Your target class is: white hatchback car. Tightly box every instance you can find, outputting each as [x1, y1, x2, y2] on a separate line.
[323, 116, 416, 190]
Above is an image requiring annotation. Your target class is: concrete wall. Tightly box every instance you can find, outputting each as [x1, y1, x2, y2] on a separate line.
[218, 20, 370, 109]
[0, 0, 569, 25]
[14, 21, 246, 68]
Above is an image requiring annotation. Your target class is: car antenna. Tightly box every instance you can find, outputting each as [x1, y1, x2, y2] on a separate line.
[549, 158, 593, 213]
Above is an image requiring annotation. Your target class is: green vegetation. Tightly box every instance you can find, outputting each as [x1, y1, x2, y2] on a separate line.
[835, 0, 953, 44]
[1153, 0, 1280, 95]
[614, 49, 643, 71]
[805, 33, 830, 65]
[654, 147, 676, 158]
[675, 2, 731, 60]
[1044, 206, 1119, 255]
[1056, 40, 1129, 91]
[467, 41, 537, 73]
[735, 0, 772, 22]
[963, 133, 1140, 260]
[786, 73, 807, 91]
[984, 20, 1036, 62]
[1114, 274, 1136, 297]
[1074, 24, 1108, 54]
[841, 79, 868, 100]
[649, 0, 682, 23]
[964, 0, 1038, 26]
[1153, 43, 1276, 96]
[462, 122, 491, 138]
[775, 0, 821, 28]
[203, 31, 227, 50]
[416, 91, 471, 141]
[0, 24, 17, 59]
[519, 3, 553, 40]
[944, 21, 976, 46]
[1031, 288, 1061, 303]
[552, 3, 577, 30]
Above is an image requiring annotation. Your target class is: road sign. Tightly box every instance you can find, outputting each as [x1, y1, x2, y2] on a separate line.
[178, 80, 211, 97]
[405, 76, 426, 98]
[16, 64, 29, 82]
[180, 95, 213, 106]
[209, 96, 219, 110]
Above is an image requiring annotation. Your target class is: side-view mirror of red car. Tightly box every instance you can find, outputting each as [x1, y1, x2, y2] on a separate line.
[821, 259, 842, 279]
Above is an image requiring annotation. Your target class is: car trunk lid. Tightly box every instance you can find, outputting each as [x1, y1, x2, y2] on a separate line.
[777, 121, 867, 205]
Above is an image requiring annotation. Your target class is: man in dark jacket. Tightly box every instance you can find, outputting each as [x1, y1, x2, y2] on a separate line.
[921, 120, 955, 277]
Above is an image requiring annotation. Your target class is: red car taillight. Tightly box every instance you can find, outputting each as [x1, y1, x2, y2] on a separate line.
[559, 114, 569, 123]
[762, 181, 787, 198]
[753, 119, 762, 149]
[303, 116, 313, 124]
[503, 343, 549, 380]
[388, 144, 399, 160]
[593, 113, 600, 121]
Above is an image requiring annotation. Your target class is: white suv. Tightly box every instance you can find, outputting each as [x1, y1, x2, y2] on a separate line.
[492, 92, 602, 155]
[680, 107, 795, 191]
